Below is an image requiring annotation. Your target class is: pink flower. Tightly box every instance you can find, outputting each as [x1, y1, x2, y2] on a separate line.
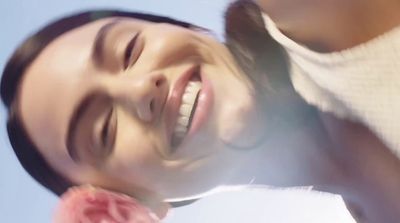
[53, 185, 160, 223]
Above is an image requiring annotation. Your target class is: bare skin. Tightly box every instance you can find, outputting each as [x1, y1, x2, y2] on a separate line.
[17, 15, 349, 219]
[15, 1, 399, 221]
[321, 113, 400, 222]
[256, 0, 400, 221]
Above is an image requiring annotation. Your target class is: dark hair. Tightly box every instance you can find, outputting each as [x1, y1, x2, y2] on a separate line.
[1, 1, 301, 209]
[225, 0, 292, 97]
[0, 9, 197, 206]
[224, 0, 318, 151]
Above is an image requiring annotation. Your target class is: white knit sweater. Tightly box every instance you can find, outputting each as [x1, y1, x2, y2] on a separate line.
[262, 14, 400, 157]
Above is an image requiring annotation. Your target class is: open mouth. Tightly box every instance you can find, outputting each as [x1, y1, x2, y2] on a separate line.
[171, 69, 202, 147]
[165, 64, 213, 155]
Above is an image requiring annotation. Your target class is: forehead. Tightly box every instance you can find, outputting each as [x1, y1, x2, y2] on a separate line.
[17, 17, 149, 178]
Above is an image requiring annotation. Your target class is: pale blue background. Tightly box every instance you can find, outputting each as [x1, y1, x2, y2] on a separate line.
[0, 0, 355, 222]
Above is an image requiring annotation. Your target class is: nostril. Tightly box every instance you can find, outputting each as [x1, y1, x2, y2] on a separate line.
[155, 76, 166, 87]
[150, 99, 155, 112]
[155, 79, 162, 87]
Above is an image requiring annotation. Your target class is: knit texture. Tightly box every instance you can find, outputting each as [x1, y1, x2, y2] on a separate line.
[263, 14, 400, 156]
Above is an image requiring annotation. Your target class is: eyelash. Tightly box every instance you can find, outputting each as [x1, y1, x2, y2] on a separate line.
[123, 32, 142, 70]
[98, 106, 116, 159]
[101, 108, 113, 147]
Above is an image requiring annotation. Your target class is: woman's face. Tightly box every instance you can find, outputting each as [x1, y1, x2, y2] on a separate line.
[18, 17, 265, 200]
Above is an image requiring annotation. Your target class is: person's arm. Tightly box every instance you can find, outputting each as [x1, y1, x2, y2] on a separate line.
[319, 112, 400, 223]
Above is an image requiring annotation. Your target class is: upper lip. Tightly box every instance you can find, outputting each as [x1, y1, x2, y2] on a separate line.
[164, 64, 200, 151]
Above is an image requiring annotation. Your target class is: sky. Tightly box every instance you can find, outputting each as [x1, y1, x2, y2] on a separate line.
[0, 0, 356, 222]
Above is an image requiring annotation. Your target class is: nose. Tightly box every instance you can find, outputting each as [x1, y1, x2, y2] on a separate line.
[140, 24, 197, 68]
[107, 72, 167, 122]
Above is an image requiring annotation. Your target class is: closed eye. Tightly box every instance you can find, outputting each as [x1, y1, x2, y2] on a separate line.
[101, 108, 113, 148]
[97, 106, 117, 159]
[123, 32, 142, 69]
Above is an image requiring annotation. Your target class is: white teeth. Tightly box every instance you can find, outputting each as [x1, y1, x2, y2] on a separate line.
[175, 125, 187, 133]
[179, 104, 193, 117]
[188, 81, 201, 89]
[182, 92, 197, 104]
[172, 80, 202, 146]
[177, 116, 189, 126]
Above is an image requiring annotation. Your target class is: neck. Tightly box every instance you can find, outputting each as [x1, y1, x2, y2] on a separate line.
[224, 0, 351, 196]
[225, 109, 350, 195]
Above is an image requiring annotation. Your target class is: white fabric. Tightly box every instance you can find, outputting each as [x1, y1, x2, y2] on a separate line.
[262, 14, 400, 157]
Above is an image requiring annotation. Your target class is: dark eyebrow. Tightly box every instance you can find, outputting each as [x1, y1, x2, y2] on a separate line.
[66, 20, 122, 161]
[92, 19, 122, 68]
[66, 93, 97, 162]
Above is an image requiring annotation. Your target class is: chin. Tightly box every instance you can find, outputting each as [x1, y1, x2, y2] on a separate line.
[218, 95, 263, 149]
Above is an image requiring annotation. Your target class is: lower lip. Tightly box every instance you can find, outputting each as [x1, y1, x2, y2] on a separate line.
[186, 72, 214, 138]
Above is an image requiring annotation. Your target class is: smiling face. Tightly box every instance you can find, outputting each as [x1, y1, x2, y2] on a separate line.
[18, 17, 266, 201]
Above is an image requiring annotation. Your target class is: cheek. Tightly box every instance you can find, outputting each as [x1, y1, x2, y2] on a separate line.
[107, 112, 163, 181]
[106, 140, 163, 192]
[140, 28, 203, 67]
